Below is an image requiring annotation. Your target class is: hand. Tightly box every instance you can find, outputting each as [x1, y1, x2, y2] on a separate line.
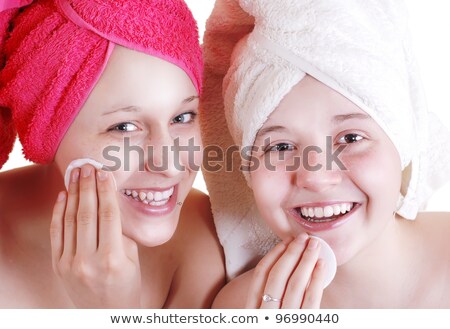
[50, 165, 141, 308]
[246, 234, 326, 309]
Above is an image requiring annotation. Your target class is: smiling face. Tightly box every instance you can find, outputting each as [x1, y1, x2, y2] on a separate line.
[250, 75, 402, 265]
[55, 45, 201, 247]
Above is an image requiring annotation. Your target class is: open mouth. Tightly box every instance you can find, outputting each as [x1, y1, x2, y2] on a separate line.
[120, 186, 175, 207]
[296, 202, 358, 223]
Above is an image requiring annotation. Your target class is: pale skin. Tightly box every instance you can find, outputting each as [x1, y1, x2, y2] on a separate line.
[213, 76, 450, 309]
[0, 45, 225, 308]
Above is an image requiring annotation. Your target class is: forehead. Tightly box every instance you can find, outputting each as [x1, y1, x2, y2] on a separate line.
[267, 75, 367, 124]
[78, 45, 197, 116]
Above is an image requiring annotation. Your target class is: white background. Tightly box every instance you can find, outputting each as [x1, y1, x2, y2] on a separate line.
[1, 0, 449, 210]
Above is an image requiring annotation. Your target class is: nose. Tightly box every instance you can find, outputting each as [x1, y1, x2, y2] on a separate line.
[295, 145, 342, 193]
[144, 131, 180, 178]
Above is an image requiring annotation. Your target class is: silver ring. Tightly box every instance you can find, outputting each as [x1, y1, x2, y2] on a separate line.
[262, 294, 282, 303]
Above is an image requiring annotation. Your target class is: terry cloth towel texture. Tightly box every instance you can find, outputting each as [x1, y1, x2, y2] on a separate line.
[0, 0, 203, 168]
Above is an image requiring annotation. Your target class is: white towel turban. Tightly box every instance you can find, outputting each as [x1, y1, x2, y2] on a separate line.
[200, 0, 450, 280]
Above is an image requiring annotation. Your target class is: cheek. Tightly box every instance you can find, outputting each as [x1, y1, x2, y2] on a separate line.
[175, 130, 203, 171]
[54, 131, 102, 176]
[251, 167, 292, 238]
[344, 143, 401, 211]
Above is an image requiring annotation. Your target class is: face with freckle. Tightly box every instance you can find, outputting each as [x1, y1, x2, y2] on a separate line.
[54, 45, 202, 247]
[249, 75, 402, 265]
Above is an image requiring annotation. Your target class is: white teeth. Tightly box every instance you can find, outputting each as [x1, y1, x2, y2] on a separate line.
[162, 187, 173, 199]
[324, 206, 334, 217]
[154, 192, 163, 202]
[333, 205, 341, 215]
[314, 207, 324, 218]
[150, 200, 168, 206]
[122, 187, 175, 205]
[299, 203, 355, 221]
[301, 208, 307, 217]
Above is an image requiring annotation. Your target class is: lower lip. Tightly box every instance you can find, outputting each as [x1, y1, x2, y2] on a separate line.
[120, 185, 179, 217]
[289, 203, 360, 233]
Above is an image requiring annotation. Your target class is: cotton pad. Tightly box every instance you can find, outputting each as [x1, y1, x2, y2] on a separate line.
[311, 236, 337, 288]
[64, 158, 105, 190]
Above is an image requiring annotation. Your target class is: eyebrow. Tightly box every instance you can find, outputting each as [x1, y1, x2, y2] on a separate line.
[102, 95, 199, 116]
[256, 125, 287, 139]
[256, 113, 369, 137]
[182, 95, 199, 104]
[102, 106, 141, 116]
[332, 113, 370, 123]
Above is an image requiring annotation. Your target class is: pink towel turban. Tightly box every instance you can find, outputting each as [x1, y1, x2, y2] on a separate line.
[0, 0, 203, 168]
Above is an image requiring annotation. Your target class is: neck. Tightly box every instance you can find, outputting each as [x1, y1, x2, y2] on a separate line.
[1, 163, 66, 248]
[323, 216, 424, 308]
[40, 162, 66, 202]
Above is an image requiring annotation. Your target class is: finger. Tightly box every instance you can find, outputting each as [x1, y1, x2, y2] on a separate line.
[282, 237, 321, 308]
[122, 235, 140, 263]
[50, 191, 67, 270]
[96, 170, 122, 253]
[246, 239, 291, 308]
[260, 234, 309, 309]
[62, 168, 80, 259]
[76, 165, 99, 255]
[301, 259, 326, 309]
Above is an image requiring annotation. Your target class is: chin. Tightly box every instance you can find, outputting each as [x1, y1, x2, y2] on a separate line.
[123, 221, 178, 247]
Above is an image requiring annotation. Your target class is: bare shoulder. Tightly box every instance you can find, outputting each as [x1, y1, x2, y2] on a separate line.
[413, 212, 450, 306]
[176, 188, 218, 242]
[414, 212, 450, 257]
[0, 165, 46, 211]
[213, 269, 253, 309]
[414, 211, 450, 238]
[181, 188, 214, 222]
[0, 167, 21, 206]
[165, 189, 225, 308]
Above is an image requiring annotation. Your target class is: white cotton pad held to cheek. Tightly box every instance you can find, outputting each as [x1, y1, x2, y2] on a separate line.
[64, 158, 108, 190]
[311, 236, 337, 288]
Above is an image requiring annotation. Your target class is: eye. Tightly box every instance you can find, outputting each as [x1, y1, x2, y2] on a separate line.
[337, 133, 363, 144]
[172, 112, 197, 124]
[108, 122, 139, 133]
[265, 142, 295, 153]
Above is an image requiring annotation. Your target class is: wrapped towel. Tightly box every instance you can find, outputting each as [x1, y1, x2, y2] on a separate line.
[200, 0, 450, 279]
[0, 0, 203, 168]
[200, 0, 276, 279]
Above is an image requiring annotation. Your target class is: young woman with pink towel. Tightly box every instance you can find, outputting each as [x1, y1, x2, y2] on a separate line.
[0, 0, 224, 308]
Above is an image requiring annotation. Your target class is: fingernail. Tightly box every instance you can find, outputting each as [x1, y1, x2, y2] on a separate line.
[307, 238, 319, 249]
[97, 170, 108, 181]
[71, 169, 80, 183]
[57, 191, 66, 202]
[81, 166, 92, 178]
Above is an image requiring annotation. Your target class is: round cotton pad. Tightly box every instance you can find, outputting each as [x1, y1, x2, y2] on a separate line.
[64, 158, 105, 190]
[311, 236, 337, 288]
